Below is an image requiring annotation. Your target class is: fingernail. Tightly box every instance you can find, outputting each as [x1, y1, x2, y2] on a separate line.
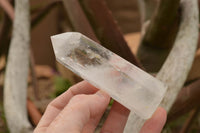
[96, 90, 109, 98]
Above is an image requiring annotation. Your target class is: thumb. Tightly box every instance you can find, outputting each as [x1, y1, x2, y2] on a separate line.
[46, 90, 110, 133]
[140, 107, 167, 133]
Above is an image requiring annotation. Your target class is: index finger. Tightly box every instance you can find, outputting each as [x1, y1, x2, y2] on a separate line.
[35, 80, 98, 130]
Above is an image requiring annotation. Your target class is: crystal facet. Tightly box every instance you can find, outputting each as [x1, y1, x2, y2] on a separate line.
[51, 32, 167, 119]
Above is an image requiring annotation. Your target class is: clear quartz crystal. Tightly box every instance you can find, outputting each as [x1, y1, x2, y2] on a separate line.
[51, 32, 167, 119]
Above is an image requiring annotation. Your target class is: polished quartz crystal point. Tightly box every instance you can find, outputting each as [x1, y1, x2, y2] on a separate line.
[51, 32, 167, 119]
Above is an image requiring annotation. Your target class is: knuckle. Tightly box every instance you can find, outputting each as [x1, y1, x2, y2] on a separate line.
[70, 94, 88, 103]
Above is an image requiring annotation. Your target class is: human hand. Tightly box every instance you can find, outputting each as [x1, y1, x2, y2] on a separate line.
[34, 81, 167, 133]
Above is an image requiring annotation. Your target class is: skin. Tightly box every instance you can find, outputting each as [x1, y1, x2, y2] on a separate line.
[34, 81, 167, 133]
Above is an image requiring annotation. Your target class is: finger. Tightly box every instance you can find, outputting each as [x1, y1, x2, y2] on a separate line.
[46, 91, 110, 133]
[101, 101, 130, 133]
[140, 107, 167, 133]
[81, 104, 106, 133]
[35, 81, 98, 131]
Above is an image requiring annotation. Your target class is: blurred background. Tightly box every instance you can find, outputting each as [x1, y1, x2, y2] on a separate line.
[0, 0, 200, 132]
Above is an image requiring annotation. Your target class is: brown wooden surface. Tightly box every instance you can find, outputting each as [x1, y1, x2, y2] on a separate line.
[80, 0, 142, 68]
[168, 79, 200, 122]
[105, 0, 140, 33]
[62, 0, 98, 42]
[142, 0, 180, 48]
[27, 99, 42, 126]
